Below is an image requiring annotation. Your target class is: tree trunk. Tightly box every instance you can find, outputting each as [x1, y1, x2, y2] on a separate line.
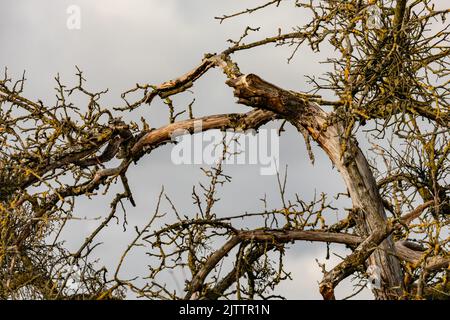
[226, 73, 404, 299]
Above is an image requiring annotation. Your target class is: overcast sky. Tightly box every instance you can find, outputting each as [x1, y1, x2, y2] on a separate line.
[5, 0, 444, 299]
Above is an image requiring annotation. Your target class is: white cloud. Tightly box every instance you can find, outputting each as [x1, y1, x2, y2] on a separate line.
[274, 244, 373, 300]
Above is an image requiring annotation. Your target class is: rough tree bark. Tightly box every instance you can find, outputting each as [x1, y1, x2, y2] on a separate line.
[225, 73, 404, 299]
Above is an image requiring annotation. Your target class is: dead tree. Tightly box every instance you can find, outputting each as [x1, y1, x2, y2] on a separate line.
[0, 0, 448, 300]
